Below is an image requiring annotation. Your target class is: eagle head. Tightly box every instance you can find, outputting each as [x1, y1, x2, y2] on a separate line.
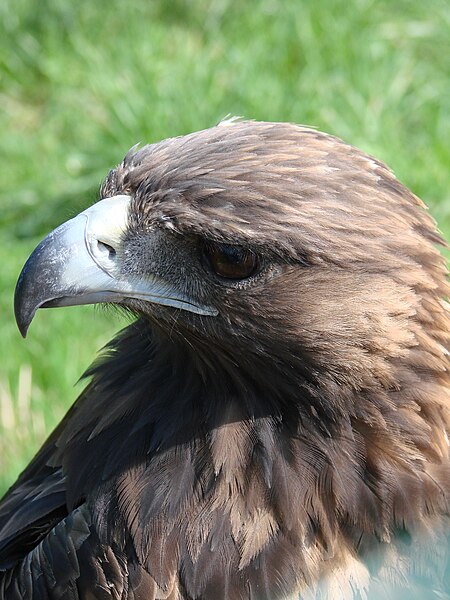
[15, 120, 449, 414]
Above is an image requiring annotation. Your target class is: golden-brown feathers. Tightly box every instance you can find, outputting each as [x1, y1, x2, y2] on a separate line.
[1, 121, 449, 599]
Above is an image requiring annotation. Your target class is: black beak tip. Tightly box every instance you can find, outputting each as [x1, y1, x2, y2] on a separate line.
[16, 318, 30, 339]
[14, 269, 33, 339]
[18, 325, 29, 339]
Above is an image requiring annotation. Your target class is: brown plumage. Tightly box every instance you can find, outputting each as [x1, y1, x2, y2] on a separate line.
[1, 120, 449, 599]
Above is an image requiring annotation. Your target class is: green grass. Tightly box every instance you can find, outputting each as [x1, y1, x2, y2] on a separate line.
[1, 0, 449, 495]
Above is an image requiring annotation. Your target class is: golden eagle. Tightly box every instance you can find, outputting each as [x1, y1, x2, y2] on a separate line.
[2, 120, 449, 599]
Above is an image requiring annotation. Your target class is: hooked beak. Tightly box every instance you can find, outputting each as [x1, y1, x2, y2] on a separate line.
[14, 195, 217, 337]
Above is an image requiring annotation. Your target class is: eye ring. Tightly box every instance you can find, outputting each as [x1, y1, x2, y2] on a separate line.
[203, 241, 258, 280]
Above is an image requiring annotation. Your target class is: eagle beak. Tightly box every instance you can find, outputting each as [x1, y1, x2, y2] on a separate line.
[14, 195, 217, 337]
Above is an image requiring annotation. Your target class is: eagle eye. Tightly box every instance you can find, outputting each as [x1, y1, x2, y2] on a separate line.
[203, 242, 257, 280]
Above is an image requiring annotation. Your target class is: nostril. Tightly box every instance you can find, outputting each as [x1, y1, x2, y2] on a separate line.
[97, 240, 117, 260]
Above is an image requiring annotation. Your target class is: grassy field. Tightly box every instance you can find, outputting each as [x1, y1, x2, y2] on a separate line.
[1, 0, 449, 496]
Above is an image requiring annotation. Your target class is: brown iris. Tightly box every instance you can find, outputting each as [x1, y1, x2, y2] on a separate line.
[204, 242, 257, 280]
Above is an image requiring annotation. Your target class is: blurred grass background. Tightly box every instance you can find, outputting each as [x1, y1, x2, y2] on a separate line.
[1, 0, 449, 496]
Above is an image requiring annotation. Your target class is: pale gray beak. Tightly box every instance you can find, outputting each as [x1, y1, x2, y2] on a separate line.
[15, 195, 217, 337]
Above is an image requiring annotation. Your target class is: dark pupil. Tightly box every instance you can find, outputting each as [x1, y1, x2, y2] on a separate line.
[206, 242, 257, 280]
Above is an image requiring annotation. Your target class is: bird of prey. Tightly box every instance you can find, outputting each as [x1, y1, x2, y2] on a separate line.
[1, 120, 449, 599]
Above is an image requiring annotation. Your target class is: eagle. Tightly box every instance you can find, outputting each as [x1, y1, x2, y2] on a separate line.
[1, 120, 449, 599]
